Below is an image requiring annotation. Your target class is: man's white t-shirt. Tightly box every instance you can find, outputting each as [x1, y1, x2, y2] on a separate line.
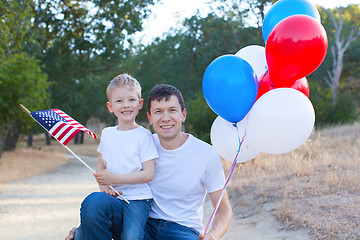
[97, 126, 158, 200]
[149, 133, 225, 233]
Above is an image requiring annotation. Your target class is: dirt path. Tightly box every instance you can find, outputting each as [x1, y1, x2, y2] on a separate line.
[203, 200, 310, 240]
[0, 155, 311, 240]
[0, 155, 98, 240]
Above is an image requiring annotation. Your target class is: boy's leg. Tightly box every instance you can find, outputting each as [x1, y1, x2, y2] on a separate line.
[121, 199, 152, 240]
[74, 192, 124, 240]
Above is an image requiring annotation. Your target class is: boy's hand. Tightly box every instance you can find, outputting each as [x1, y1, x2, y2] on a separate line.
[99, 185, 117, 197]
[94, 170, 114, 186]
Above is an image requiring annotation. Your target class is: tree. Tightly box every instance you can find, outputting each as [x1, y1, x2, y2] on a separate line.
[0, 53, 49, 152]
[0, 0, 49, 158]
[323, 5, 360, 105]
[209, 0, 276, 29]
[25, 0, 157, 127]
[0, 0, 32, 56]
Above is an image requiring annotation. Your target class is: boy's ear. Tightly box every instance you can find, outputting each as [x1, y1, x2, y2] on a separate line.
[106, 101, 113, 113]
[139, 98, 144, 109]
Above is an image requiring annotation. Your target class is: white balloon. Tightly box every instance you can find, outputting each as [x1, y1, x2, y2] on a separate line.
[235, 45, 267, 78]
[210, 116, 260, 163]
[246, 88, 315, 154]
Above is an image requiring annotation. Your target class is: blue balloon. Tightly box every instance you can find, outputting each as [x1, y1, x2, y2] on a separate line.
[202, 55, 258, 123]
[262, 0, 321, 43]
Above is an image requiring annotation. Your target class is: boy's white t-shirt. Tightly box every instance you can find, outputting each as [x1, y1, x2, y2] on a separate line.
[149, 134, 225, 233]
[97, 126, 158, 200]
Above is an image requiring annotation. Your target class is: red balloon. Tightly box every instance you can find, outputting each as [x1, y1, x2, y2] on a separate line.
[265, 15, 328, 87]
[256, 71, 309, 101]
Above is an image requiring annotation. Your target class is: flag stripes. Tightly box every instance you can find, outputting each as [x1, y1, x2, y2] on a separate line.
[52, 109, 97, 140]
[30, 108, 97, 146]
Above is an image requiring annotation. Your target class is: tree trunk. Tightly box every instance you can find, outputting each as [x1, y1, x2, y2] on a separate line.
[3, 124, 19, 151]
[74, 133, 79, 144]
[80, 131, 84, 144]
[325, 8, 360, 105]
[28, 134, 33, 147]
[0, 123, 5, 160]
[74, 132, 84, 144]
[45, 132, 51, 145]
[0, 133, 3, 160]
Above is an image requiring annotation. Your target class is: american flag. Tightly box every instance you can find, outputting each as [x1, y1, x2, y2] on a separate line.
[30, 109, 97, 145]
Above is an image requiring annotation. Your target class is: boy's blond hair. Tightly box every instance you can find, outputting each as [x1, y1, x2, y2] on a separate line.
[106, 73, 142, 100]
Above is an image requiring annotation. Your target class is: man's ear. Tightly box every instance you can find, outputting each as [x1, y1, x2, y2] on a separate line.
[147, 112, 152, 125]
[182, 108, 187, 123]
[106, 101, 113, 113]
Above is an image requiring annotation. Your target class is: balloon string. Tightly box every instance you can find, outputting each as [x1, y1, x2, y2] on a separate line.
[258, 69, 268, 88]
[204, 124, 244, 235]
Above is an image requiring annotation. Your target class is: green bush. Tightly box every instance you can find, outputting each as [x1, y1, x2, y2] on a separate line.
[311, 87, 358, 126]
[185, 91, 217, 143]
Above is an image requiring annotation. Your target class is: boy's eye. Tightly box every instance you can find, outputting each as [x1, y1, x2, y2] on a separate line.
[116, 100, 122, 103]
[130, 98, 136, 102]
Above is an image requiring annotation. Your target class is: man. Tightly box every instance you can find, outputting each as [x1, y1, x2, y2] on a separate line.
[66, 84, 232, 240]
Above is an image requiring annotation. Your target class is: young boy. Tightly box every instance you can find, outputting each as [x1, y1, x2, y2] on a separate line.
[74, 74, 158, 240]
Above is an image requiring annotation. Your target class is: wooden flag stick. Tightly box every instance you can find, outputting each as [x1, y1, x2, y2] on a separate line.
[20, 104, 130, 204]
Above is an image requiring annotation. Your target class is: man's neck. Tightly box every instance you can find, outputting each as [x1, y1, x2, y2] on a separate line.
[159, 132, 189, 150]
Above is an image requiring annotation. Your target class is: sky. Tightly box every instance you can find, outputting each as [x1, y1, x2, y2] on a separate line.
[135, 0, 359, 44]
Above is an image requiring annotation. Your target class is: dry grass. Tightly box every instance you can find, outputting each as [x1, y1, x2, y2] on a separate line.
[226, 122, 360, 239]
[0, 133, 98, 184]
[0, 149, 67, 184]
[18, 132, 99, 156]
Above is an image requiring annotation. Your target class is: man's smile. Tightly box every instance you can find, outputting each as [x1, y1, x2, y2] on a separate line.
[160, 125, 174, 129]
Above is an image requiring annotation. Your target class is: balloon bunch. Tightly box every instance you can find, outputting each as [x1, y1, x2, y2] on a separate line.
[203, 0, 328, 163]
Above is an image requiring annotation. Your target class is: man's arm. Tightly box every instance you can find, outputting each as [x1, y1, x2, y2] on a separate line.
[200, 189, 233, 240]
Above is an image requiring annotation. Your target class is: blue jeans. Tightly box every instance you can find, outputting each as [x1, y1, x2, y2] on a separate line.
[144, 218, 200, 240]
[74, 192, 152, 240]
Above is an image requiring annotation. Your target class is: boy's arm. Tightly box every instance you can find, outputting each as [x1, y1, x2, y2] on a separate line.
[96, 153, 106, 172]
[94, 159, 155, 186]
[95, 153, 116, 196]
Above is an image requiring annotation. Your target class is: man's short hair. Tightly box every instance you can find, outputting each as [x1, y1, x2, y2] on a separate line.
[106, 73, 141, 100]
[147, 84, 185, 114]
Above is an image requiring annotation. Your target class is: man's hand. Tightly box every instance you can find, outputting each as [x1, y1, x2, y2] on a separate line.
[65, 227, 76, 240]
[94, 170, 114, 186]
[199, 232, 216, 240]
